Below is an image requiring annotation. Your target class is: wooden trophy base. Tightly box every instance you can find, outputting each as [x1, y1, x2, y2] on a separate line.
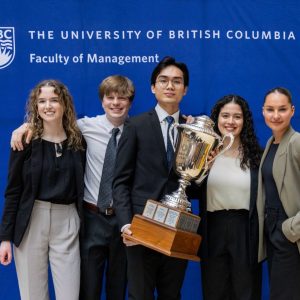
[124, 214, 202, 261]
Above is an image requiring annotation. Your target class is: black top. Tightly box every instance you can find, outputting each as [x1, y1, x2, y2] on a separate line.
[0, 138, 86, 246]
[261, 143, 285, 211]
[37, 139, 77, 204]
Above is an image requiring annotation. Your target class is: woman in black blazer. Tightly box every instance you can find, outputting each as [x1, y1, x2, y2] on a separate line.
[0, 80, 85, 300]
[199, 95, 262, 300]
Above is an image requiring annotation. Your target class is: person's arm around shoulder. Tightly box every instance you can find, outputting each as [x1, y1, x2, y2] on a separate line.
[10, 123, 33, 151]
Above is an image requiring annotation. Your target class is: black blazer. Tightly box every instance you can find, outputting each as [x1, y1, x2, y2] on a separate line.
[0, 138, 86, 247]
[113, 109, 193, 228]
[198, 167, 260, 266]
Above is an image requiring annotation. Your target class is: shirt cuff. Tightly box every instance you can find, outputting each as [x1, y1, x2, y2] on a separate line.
[121, 224, 131, 233]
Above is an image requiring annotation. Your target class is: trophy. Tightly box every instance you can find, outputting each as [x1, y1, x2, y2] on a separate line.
[124, 115, 234, 261]
[161, 115, 234, 211]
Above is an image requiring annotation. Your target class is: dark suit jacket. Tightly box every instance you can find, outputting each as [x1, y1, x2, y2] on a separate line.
[0, 138, 86, 247]
[113, 109, 192, 228]
[198, 167, 260, 266]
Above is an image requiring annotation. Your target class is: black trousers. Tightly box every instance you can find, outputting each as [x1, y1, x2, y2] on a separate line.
[79, 208, 127, 300]
[201, 210, 262, 300]
[265, 208, 300, 300]
[126, 245, 187, 300]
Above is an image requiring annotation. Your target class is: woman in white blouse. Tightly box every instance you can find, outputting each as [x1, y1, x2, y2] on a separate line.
[199, 95, 262, 300]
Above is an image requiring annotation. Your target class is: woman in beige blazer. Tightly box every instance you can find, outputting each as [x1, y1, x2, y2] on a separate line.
[257, 87, 300, 299]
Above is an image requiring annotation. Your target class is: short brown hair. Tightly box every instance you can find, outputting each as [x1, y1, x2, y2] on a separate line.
[98, 75, 135, 102]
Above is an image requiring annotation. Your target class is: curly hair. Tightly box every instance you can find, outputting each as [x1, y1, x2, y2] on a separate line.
[25, 79, 83, 150]
[210, 94, 262, 169]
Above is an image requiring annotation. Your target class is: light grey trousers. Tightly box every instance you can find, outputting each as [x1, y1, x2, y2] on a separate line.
[13, 200, 80, 300]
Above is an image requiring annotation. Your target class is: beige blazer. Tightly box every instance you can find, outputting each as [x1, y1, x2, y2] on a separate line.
[257, 126, 300, 262]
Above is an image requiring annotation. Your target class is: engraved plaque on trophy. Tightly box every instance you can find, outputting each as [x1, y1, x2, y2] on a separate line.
[143, 200, 200, 232]
[143, 201, 157, 219]
[124, 115, 233, 261]
[153, 205, 168, 223]
[164, 209, 180, 227]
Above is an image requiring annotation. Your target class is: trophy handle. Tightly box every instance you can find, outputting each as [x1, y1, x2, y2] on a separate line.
[211, 132, 234, 162]
[195, 133, 234, 185]
[169, 123, 178, 151]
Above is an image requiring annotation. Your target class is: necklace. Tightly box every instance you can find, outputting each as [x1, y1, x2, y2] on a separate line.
[223, 144, 242, 157]
[55, 142, 63, 158]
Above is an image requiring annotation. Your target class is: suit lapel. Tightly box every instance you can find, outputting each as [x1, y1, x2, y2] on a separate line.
[249, 168, 258, 217]
[273, 127, 295, 196]
[31, 139, 43, 197]
[170, 114, 186, 174]
[260, 137, 273, 169]
[148, 110, 169, 169]
[257, 137, 273, 210]
[72, 149, 85, 216]
[178, 115, 185, 124]
[148, 109, 185, 173]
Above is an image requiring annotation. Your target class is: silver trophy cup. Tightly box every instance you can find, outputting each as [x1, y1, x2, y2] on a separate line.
[162, 115, 234, 212]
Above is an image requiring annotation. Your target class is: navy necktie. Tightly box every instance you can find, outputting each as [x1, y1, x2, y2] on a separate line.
[97, 127, 120, 211]
[165, 116, 174, 169]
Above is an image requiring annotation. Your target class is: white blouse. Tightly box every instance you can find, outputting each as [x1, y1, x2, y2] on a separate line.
[207, 154, 251, 212]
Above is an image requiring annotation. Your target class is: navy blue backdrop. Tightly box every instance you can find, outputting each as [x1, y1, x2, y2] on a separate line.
[1, 1, 300, 299]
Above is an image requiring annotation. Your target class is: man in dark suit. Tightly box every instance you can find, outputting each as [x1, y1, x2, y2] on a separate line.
[113, 56, 190, 300]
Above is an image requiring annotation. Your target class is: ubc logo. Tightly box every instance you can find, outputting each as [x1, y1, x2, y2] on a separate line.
[0, 27, 15, 69]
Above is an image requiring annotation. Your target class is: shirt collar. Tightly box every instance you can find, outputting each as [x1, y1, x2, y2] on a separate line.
[155, 104, 180, 123]
[103, 114, 125, 133]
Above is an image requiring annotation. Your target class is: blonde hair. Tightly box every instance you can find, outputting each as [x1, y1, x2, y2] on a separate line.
[25, 79, 83, 150]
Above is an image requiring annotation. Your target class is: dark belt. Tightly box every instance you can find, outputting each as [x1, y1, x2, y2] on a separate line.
[83, 201, 115, 216]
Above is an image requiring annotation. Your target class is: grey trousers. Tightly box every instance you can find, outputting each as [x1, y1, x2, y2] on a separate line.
[14, 200, 80, 300]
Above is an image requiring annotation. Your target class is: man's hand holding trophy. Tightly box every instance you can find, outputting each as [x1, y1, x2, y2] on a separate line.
[123, 115, 233, 261]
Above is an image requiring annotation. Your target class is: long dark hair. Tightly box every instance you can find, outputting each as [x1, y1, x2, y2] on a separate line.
[210, 94, 262, 169]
